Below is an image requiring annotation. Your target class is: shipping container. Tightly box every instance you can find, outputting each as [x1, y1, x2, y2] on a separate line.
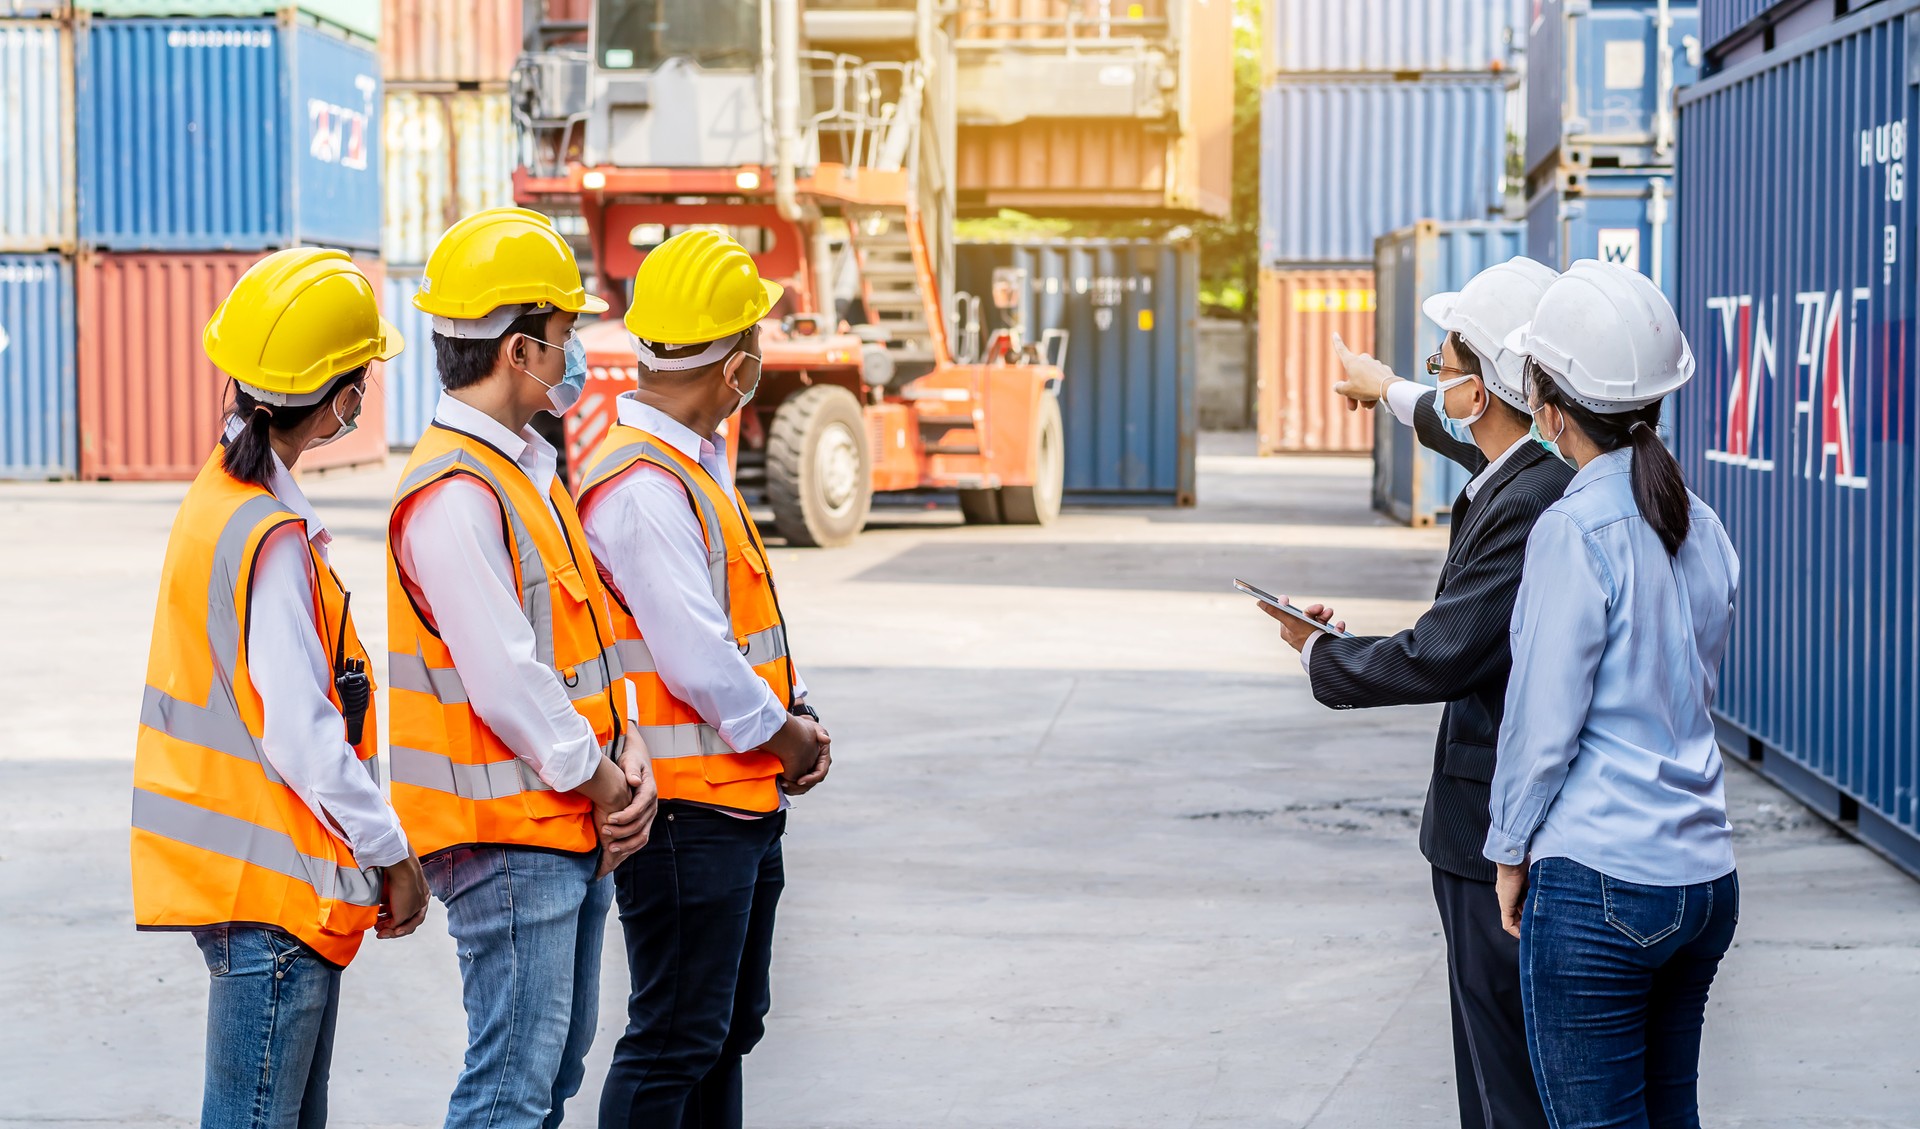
[77, 17, 383, 252]
[0, 20, 75, 252]
[0, 253, 76, 478]
[953, 0, 1232, 219]
[77, 251, 388, 479]
[1673, 0, 1920, 876]
[1371, 220, 1525, 525]
[2, 2, 69, 15]
[1258, 76, 1505, 267]
[1525, 167, 1676, 301]
[381, 269, 439, 447]
[1264, 0, 1529, 74]
[1526, 0, 1700, 177]
[956, 238, 1197, 504]
[1256, 267, 1375, 454]
[1702, 0, 1886, 62]
[80, 0, 378, 41]
[384, 91, 516, 265]
[383, 0, 520, 85]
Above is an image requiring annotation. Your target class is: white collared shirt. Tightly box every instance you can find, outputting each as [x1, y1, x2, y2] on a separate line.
[1301, 381, 1534, 671]
[390, 394, 602, 793]
[579, 395, 804, 758]
[238, 427, 410, 868]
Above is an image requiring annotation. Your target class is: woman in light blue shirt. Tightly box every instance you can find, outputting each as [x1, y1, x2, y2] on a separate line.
[1485, 262, 1741, 1129]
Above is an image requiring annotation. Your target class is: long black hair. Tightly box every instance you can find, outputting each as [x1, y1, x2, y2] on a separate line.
[221, 368, 365, 488]
[1529, 358, 1691, 556]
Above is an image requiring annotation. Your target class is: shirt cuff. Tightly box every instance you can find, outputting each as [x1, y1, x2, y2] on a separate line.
[352, 824, 412, 870]
[1483, 828, 1532, 866]
[718, 689, 792, 754]
[1384, 379, 1429, 428]
[535, 729, 604, 793]
[1298, 630, 1319, 672]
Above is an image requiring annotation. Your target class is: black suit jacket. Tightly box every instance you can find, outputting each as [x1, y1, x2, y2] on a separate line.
[1306, 394, 1574, 882]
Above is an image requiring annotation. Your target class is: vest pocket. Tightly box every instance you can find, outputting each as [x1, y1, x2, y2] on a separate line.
[703, 750, 783, 786]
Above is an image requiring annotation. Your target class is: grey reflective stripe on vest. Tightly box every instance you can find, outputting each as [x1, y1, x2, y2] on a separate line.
[389, 642, 621, 706]
[388, 745, 553, 800]
[612, 624, 784, 681]
[582, 440, 728, 609]
[133, 787, 382, 907]
[633, 723, 734, 760]
[397, 450, 555, 668]
[141, 494, 298, 783]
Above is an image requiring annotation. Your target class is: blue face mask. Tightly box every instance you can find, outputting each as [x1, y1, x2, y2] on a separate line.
[1529, 405, 1574, 466]
[525, 330, 588, 415]
[1433, 373, 1483, 445]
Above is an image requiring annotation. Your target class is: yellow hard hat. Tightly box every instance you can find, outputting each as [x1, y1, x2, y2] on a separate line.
[203, 248, 402, 405]
[625, 229, 784, 345]
[413, 206, 609, 321]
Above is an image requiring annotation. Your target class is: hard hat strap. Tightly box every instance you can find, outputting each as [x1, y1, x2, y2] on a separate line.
[631, 331, 745, 373]
[432, 303, 547, 340]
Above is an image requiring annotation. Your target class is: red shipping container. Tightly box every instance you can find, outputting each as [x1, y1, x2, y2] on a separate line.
[79, 252, 392, 481]
[383, 0, 520, 85]
[1256, 267, 1375, 455]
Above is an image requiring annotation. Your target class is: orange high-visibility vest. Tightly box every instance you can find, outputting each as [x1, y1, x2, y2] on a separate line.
[578, 423, 792, 814]
[132, 448, 382, 969]
[386, 423, 624, 859]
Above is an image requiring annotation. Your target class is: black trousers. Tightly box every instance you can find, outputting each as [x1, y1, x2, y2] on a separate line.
[1431, 866, 1550, 1129]
[600, 803, 786, 1129]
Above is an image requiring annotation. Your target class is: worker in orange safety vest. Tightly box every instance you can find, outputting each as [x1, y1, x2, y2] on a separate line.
[132, 247, 430, 1129]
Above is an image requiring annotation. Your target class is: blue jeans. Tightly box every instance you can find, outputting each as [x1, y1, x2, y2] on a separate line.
[428, 846, 613, 1129]
[1520, 857, 1739, 1129]
[601, 804, 786, 1129]
[194, 926, 341, 1129]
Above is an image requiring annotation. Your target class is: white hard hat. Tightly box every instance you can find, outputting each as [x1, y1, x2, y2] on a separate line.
[1502, 260, 1695, 413]
[1421, 255, 1559, 412]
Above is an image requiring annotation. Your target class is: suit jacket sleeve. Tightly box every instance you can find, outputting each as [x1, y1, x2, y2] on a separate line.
[1411, 391, 1489, 475]
[1306, 488, 1540, 710]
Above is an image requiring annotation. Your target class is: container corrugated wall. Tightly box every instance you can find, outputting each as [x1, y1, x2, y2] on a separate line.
[1, 20, 75, 252]
[1673, 0, 1920, 874]
[1259, 77, 1505, 266]
[78, 17, 382, 252]
[1371, 221, 1523, 525]
[0, 254, 76, 478]
[382, 269, 438, 447]
[384, 91, 516, 265]
[956, 116, 1227, 218]
[383, 0, 520, 85]
[1525, 0, 1699, 177]
[955, 0, 1171, 41]
[82, 0, 380, 41]
[1702, 0, 1780, 53]
[955, 239, 1197, 503]
[2, 2, 71, 15]
[1264, 0, 1529, 74]
[1257, 268, 1375, 454]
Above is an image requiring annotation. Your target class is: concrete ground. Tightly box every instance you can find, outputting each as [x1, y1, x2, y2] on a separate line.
[1, 434, 1916, 1128]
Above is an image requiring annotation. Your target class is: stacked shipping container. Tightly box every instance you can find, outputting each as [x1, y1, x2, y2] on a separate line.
[1256, 0, 1525, 455]
[1523, 0, 1698, 301]
[1674, 0, 1920, 874]
[381, 0, 531, 447]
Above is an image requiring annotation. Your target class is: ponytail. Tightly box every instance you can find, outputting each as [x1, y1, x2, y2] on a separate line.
[220, 373, 359, 488]
[1626, 416, 1691, 557]
[1530, 362, 1692, 556]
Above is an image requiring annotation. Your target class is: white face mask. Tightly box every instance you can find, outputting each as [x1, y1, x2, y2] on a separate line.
[306, 385, 364, 450]
[725, 346, 764, 413]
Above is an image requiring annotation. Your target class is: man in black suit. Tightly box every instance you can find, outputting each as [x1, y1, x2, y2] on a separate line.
[1262, 259, 1569, 1129]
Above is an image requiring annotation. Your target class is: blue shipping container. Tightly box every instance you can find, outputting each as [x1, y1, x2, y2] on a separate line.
[1371, 220, 1526, 526]
[0, 253, 76, 478]
[1526, 0, 1700, 176]
[1526, 168, 1677, 302]
[1260, 76, 1505, 267]
[78, 17, 381, 252]
[1674, 0, 1920, 875]
[1265, 0, 1531, 74]
[1701, 0, 1887, 62]
[382, 270, 437, 448]
[955, 239, 1196, 504]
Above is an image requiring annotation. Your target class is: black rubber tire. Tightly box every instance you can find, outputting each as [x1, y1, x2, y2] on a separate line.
[767, 384, 872, 547]
[999, 393, 1065, 525]
[957, 489, 1002, 524]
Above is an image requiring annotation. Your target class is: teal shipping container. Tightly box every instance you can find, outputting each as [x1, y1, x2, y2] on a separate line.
[0, 253, 77, 479]
[80, 0, 379, 41]
[956, 239, 1197, 505]
[1371, 220, 1525, 526]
